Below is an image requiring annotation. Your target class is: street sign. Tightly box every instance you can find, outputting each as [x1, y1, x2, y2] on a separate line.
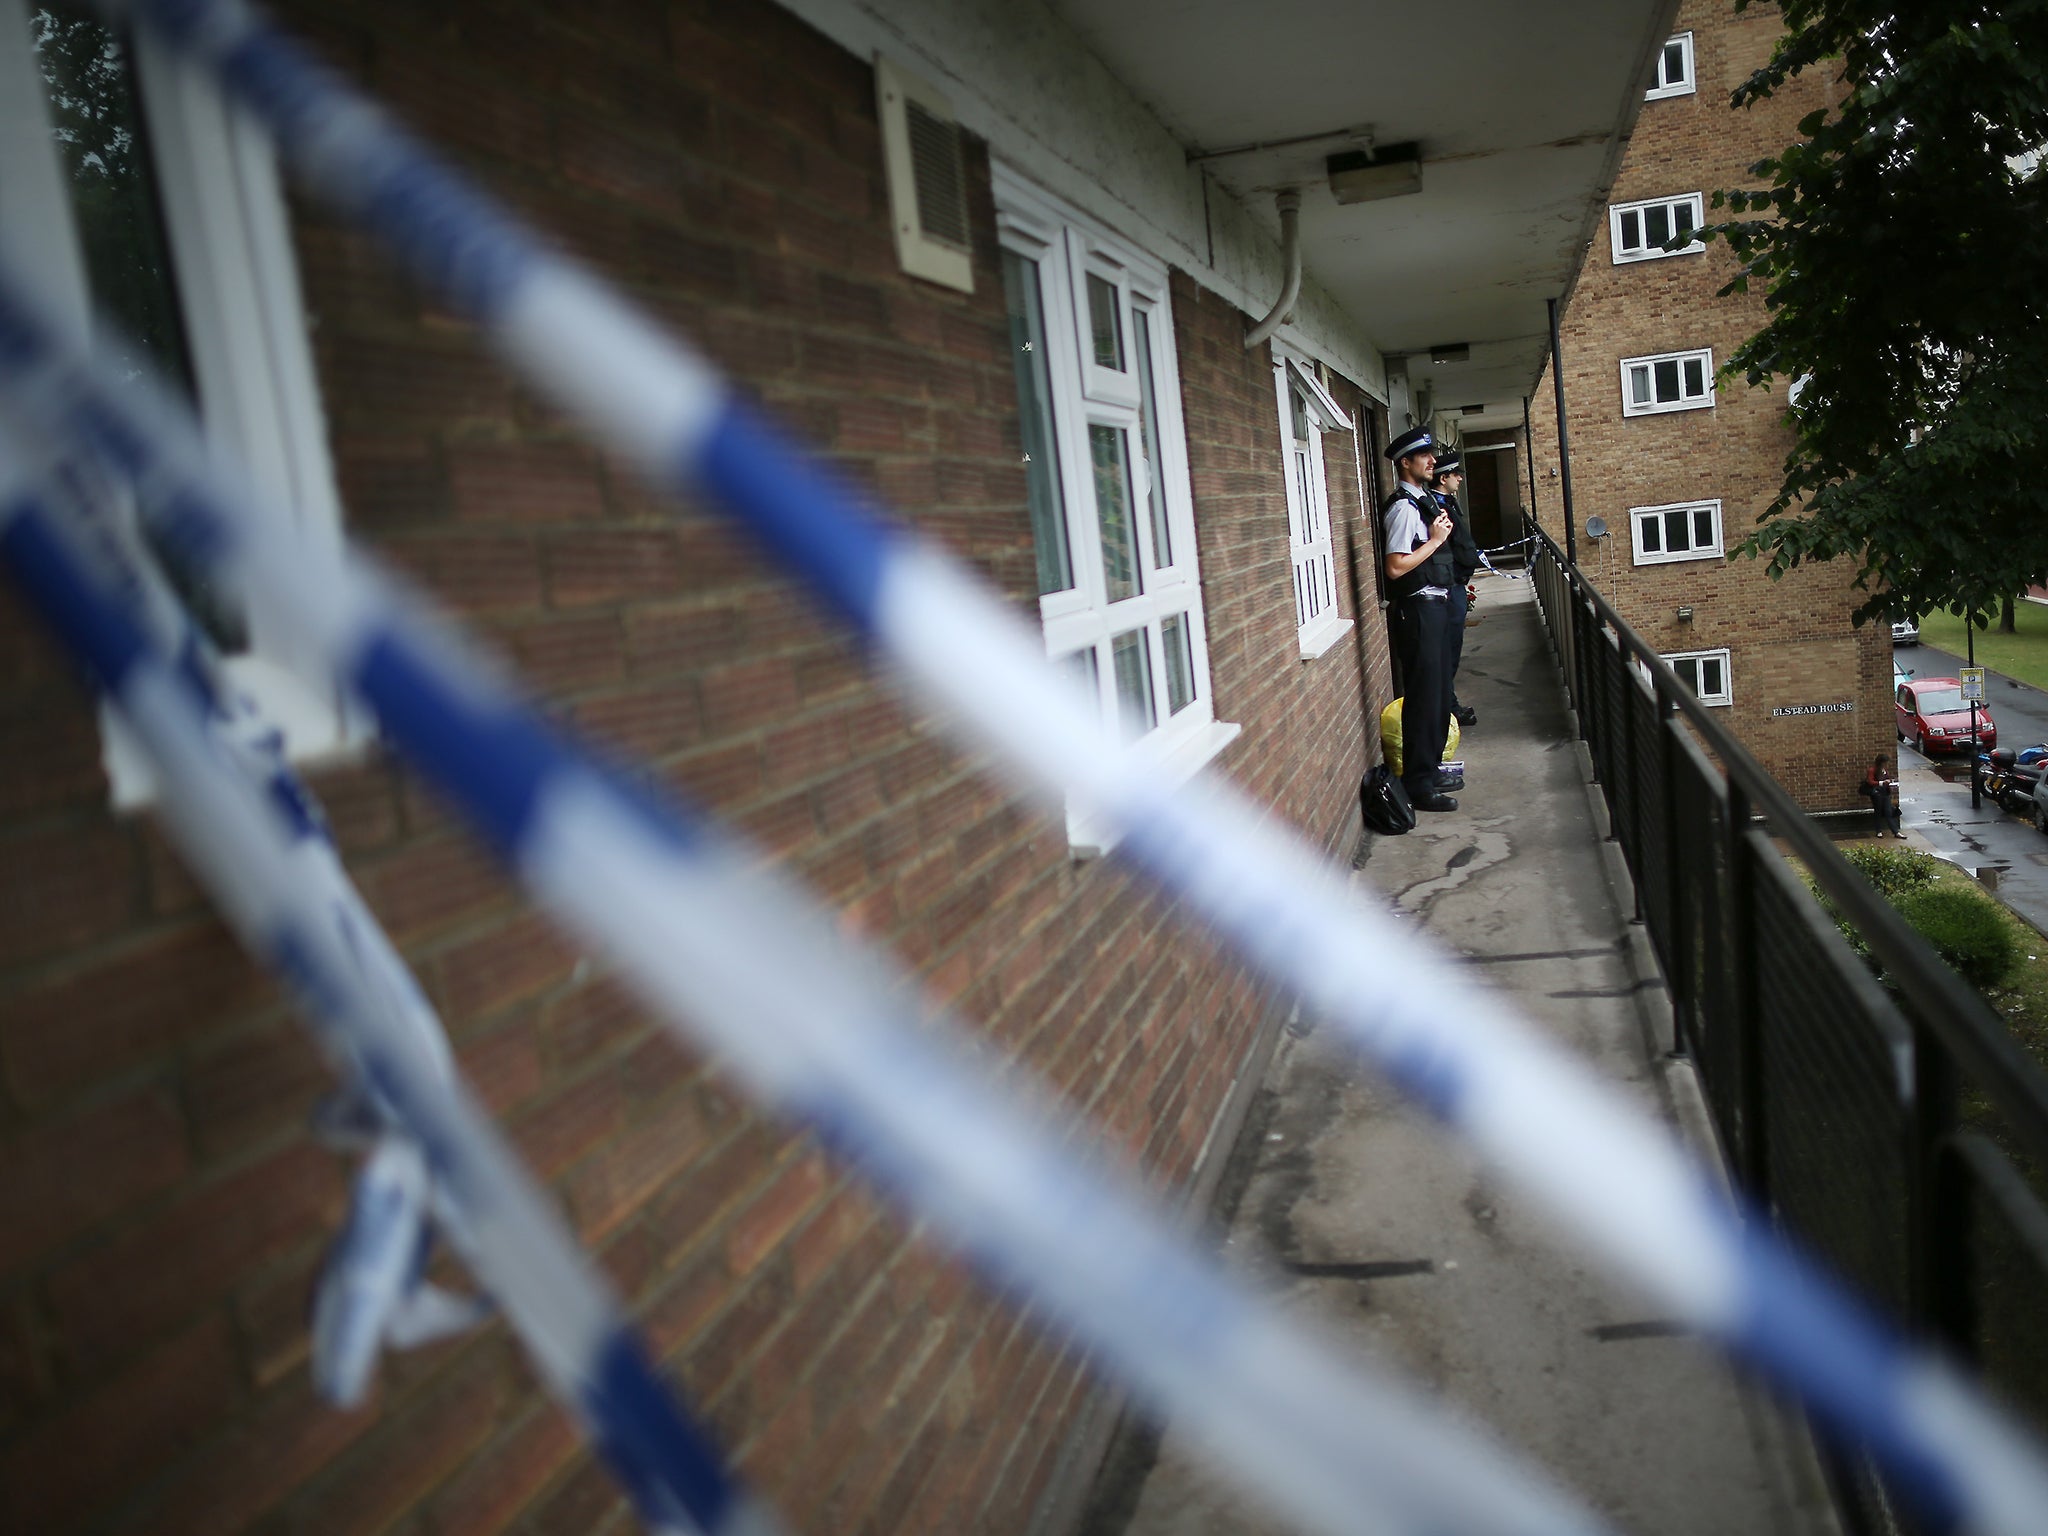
[1961, 666, 1986, 702]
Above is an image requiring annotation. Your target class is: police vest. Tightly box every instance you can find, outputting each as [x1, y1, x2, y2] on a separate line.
[1385, 488, 1452, 598]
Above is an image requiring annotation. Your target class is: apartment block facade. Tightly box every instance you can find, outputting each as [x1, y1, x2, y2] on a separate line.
[0, 1, 1438, 1531]
[1530, 0, 1892, 810]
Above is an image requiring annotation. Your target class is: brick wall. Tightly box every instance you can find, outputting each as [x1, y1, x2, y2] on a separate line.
[0, 1, 1393, 1531]
[1529, 0, 1891, 811]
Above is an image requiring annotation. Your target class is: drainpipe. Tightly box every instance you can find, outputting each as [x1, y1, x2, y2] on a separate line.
[1244, 190, 1302, 349]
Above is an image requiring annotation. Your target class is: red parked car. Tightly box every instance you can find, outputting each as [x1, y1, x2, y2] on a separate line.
[1896, 676, 1997, 755]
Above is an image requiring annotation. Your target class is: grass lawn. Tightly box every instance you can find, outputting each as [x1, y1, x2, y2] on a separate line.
[1916, 603, 2048, 692]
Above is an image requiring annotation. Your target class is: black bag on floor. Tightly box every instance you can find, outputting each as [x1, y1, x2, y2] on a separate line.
[1360, 765, 1416, 835]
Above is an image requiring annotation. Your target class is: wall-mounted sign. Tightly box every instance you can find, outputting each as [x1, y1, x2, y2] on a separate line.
[1770, 701, 1856, 717]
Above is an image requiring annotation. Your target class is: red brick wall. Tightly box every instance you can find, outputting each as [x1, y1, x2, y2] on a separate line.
[1529, 0, 1890, 810]
[0, 1, 1392, 1531]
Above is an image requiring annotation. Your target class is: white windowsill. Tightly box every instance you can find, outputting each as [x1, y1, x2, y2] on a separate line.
[1299, 615, 1353, 661]
[1066, 717, 1243, 860]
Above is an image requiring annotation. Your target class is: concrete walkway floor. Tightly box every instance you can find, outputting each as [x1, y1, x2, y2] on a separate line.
[1077, 574, 1839, 1536]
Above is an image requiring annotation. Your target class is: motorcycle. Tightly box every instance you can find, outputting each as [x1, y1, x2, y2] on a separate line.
[1978, 746, 2048, 813]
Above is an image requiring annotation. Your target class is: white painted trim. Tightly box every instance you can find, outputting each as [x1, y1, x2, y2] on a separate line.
[1067, 718, 1241, 859]
[1, 3, 361, 807]
[770, 0, 1386, 402]
[1645, 31, 1696, 100]
[1286, 355, 1353, 433]
[1630, 498, 1723, 566]
[1619, 347, 1716, 417]
[1608, 192, 1706, 263]
[1299, 614, 1353, 661]
[1663, 647, 1733, 707]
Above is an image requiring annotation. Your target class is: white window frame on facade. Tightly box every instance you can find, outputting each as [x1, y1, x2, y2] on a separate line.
[1646, 32, 1696, 100]
[1609, 193, 1706, 263]
[1272, 345, 1352, 660]
[1665, 648, 1733, 707]
[1631, 498, 1724, 566]
[0, 0, 359, 808]
[1620, 347, 1716, 417]
[993, 163, 1237, 854]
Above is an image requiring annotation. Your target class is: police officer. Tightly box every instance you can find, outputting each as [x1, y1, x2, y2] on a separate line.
[1381, 425, 1458, 812]
[1432, 450, 1480, 728]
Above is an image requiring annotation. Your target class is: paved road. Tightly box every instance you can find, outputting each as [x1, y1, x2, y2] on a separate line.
[1891, 640, 2048, 936]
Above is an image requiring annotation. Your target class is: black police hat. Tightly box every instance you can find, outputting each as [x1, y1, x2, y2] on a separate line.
[1433, 450, 1463, 476]
[1384, 424, 1436, 463]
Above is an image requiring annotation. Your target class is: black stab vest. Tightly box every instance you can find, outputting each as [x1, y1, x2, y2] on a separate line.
[1384, 487, 1452, 598]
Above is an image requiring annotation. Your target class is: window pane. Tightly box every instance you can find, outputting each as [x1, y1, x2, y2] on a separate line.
[1087, 272, 1124, 371]
[1163, 612, 1195, 714]
[1289, 387, 1310, 443]
[31, 5, 252, 651]
[1675, 201, 1696, 240]
[1645, 204, 1670, 247]
[1683, 357, 1706, 396]
[1663, 39, 1685, 84]
[1000, 251, 1074, 596]
[1701, 658, 1724, 697]
[1638, 513, 1661, 553]
[1630, 365, 1652, 405]
[1693, 507, 1715, 546]
[1654, 359, 1681, 401]
[1674, 658, 1699, 693]
[1620, 209, 1640, 250]
[1292, 445, 1314, 542]
[1066, 645, 1099, 700]
[1111, 627, 1155, 741]
[1662, 510, 1686, 551]
[1134, 309, 1171, 568]
[1090, 423, 1141, 602]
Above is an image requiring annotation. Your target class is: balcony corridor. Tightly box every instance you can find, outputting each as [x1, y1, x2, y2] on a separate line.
[1079, 572, 1842, 1536]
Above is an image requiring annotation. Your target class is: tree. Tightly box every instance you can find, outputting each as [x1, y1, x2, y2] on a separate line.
[1708, 1, 2048, 630]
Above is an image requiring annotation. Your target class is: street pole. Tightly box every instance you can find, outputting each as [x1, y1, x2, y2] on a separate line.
[1969, 616, 1981, 811]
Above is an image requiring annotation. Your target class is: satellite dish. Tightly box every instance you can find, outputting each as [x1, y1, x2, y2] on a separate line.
[1584, 515, 1609, 539]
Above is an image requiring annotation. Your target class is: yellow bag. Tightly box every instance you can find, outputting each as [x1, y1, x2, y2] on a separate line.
[1379, 698, 1460, 778]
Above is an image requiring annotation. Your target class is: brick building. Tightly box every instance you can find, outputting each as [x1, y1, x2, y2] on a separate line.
[0, 1, 1674, 1532]
[1529, 0, 1892, 810]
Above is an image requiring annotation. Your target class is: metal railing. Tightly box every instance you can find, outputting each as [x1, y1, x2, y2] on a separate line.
[1526, 519, 2048, 1532]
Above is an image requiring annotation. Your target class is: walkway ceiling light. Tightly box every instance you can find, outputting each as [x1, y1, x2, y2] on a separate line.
[1327, 139, 1423, 204]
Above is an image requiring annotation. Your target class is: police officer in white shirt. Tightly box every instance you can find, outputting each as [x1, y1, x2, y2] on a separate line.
[1382, 424, 1458, 811]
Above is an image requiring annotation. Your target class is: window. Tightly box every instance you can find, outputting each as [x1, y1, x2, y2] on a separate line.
[1609, 193, 1704, 263]
[1272, 346, 1352, 658]
[1630, 498, 1723, 565]
[1, 0, 355, 806]
[995, 165, 1236, 850]
[1646, 32, 1695, 99]
[1665, 648, 1732, 707]
[1620, 348, 1715, 416]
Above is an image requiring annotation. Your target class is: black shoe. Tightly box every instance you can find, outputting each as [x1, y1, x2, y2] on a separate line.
[1411, 791, 1459, 812]
[1453, 704, 1477, 727]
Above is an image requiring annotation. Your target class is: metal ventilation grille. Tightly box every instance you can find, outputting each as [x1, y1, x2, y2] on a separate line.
[905, 99, 969, 253]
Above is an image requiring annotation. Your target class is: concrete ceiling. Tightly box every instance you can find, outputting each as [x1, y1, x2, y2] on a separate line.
[1048, 0, 1676, 428]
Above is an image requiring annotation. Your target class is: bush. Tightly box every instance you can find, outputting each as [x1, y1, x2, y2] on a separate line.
[1894, 885, 2018, 991]
[1843, 844, 1939, 900]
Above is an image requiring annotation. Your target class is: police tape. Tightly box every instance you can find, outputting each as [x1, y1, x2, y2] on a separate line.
[0, 288, 1609, 1536]
[0, 443, 779, 1536]
[59, 3, 2048, 1529]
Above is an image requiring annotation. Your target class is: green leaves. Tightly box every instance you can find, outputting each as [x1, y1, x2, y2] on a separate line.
[1702, 0, 2048, 624]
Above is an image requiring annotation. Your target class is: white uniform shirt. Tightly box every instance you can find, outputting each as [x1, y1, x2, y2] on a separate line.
[1384, 480, 1448, 597]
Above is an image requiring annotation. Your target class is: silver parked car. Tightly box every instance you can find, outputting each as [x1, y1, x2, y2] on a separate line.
[1891, 616, 1920, 646]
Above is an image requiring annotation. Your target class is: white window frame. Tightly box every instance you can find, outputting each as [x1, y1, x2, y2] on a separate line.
[1620, 347, 1716, 417]
[1630, 498, 1724, 566]
[1271, 347, 1352, 659]
[0, 1, 360, 808]
[1665, 648, 1733, 707]
[1609, 193, 1705, 263]
[994, 164, 1237, 854]
[1646, 32, 1696, 100]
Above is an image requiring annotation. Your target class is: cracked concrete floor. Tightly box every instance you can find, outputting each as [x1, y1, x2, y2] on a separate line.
[1077, 575, 1837, 1536]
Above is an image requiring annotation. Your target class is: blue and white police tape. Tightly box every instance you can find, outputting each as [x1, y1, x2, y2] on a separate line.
[0, 449, 781, 1536]
[73, 3, 2048, 1528]
[0, 282, 1611, 1536]
[21, 446, 477, 1410]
